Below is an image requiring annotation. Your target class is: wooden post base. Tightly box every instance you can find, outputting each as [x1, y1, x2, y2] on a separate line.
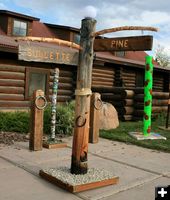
[39, 168, 119, 193]
[43, 142, 67, 149]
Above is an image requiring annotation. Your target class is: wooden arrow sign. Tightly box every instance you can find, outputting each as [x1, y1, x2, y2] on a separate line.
[94, 35, 153, 51]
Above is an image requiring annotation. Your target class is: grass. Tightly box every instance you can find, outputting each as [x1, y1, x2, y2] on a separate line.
[100, 114, 170, 153]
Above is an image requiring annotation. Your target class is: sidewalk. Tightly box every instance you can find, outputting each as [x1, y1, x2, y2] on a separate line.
[0, 137, 170, 200]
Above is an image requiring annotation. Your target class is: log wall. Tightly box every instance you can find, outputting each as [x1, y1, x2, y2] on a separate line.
[0, 64, 29, 108]
[49, 66, 76, 103]
[0, 63, 76, 109]
[133, 88, 169, 121]
[92, 65, 115, 89]
[122, 68, 136, 89]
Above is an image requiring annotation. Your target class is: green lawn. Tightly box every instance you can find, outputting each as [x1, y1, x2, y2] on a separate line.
[100, 115, 170, 153]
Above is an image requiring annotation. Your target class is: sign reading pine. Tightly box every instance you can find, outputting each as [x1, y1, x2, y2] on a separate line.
[94, 35, 153, 51]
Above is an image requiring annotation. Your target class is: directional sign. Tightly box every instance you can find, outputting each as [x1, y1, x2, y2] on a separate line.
[94, 35, 153, 51]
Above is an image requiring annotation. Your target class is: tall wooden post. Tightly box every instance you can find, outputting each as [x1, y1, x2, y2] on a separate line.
[29, 90, 46, 151]
[71, 17, 96, 174]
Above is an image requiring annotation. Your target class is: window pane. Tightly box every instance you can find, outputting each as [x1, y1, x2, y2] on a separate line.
[14, 20, 20, 28]
[20, 21, 27, 29]
[29, 73, 47, 97]
[13, 19, 27, 36]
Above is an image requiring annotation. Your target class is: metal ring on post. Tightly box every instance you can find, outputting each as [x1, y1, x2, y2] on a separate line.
[76, 115, 86, 127]
[35, 95, 47, 110]
[93, 97, 103, 110]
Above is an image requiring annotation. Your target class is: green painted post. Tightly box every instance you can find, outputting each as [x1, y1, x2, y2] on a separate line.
[143, 56, 154, 136]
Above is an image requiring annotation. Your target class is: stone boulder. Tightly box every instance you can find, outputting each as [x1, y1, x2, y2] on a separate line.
[99, 102, 119, 130]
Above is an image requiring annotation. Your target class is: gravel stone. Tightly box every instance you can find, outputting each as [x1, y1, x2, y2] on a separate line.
[43, 167, 115, 186]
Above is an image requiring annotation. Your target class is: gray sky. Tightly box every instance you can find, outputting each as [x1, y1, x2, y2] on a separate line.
[1, 0, 170, 56]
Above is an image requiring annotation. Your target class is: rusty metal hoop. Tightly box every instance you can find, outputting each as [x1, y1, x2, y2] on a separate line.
[35, 95, 47, 110]
[93, 97, 103, 110]
[75, 115, 86, 127]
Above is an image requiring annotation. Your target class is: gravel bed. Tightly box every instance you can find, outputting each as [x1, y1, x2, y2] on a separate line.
[43, 167, 115, 186]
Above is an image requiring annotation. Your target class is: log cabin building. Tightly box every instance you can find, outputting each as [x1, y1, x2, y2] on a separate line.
[0, 10, 169, 121]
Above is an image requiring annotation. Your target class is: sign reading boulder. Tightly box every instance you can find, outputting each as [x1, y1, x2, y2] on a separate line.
[18, 44, 79, 65]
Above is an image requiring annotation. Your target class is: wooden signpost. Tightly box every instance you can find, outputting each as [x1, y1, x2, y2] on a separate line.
[18, 44, 78, 66]
[94, 35, 153, 51]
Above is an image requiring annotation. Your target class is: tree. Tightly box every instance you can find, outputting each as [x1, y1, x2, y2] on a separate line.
[155, 44, 170, 67]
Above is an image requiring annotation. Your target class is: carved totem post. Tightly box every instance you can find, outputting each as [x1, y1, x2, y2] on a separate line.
[71, 17, 96, 174]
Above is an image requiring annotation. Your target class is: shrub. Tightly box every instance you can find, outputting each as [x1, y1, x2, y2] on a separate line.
[0, 101, 75, 136]
[44, 101, 75, 136]
[0, 111, 29, 133]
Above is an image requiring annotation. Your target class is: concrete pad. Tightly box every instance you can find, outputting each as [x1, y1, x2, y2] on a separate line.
[129, 132, 166, 140]
[0, 165, 81, 200]
[0, 158, 16, 170]
[0, 142, 71, 164]
[77, 155, 159, 200]
[101, 177, 170, 200]
[97, 140, 170, 174]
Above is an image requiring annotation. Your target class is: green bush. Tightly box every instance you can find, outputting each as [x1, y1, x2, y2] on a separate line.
[0, 111, 29, 133]
[0, 101, 75, 136]
[44, 101, 75, 136]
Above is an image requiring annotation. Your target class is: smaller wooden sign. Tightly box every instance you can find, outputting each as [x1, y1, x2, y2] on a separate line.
[94, 35, 153, 51]
[18, 44, 79, 65]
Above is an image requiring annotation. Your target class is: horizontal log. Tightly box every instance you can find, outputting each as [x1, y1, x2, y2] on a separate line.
[116, 106, 134, 115]
[0, 100, 31, 107]
[50, 69, 73, 77]
[112, 99, 134, 107]
[121, 90, 134, 98]
[152, 99, 169, 106]
[0, 65, 25, 73]
[49, 95, 72, 102]
[0, 86, 24, 94]
[92, 72, 113, 78]
[93, 69, 115, 76]
[0, 79, 25, 87]
[133, 110, 144, 116]
[101, 94, 122, 101]
[92, 77, 114, 82]
[0, 71, 25, 80]
[49, 82, 73, 90]
[134, 87, 144, 94]
[92, 81, 114, 87]
[124, 83, 135, 87]
[49, 89, 73, 96]
[93, 65, 115, 71]
[122, 74, 135, 78]
[152, 92, 169, 98]
[119, 115, 133, 121]
[152, 106, 167, 112]
[135, 92, 169, 100]
[50, 76, 73, 83]
[0, 94, 24, 101]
